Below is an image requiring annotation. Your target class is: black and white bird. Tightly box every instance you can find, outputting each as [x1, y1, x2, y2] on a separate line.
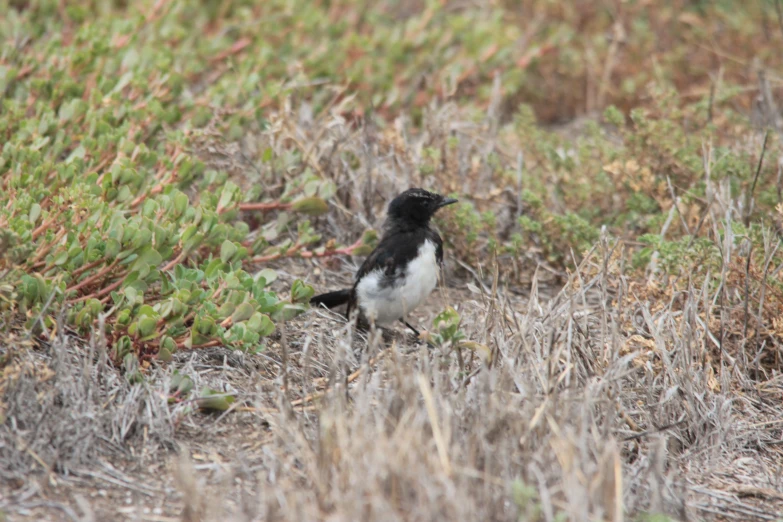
[310, 188, 458, 335]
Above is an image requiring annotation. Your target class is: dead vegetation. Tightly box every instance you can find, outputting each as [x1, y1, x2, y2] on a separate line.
[3, 1, 783, 521]
[3, 214, 783, 521]
[4, 105, 783, 520]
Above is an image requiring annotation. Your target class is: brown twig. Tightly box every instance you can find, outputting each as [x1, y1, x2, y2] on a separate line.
[233, 201, 292, 213]
[68, 274, 127, 304]
[170, 334, 222, 351]
[66, 260, 120, 294]
[70, 258, 105, 279]
[31, 210, 64, 240]
[188, 340, 222, 350]
[300, 237, 364, 258]
[252, 243, 304, 264]
[211, 37, 252, 64]
[129, 182, 167, 209]
[88, 153, 115, 177]
[251, 237, 364, 264]
[161, 250, 186, 272]
[744, 130, 769, 227]
[29, 227, 68, 266]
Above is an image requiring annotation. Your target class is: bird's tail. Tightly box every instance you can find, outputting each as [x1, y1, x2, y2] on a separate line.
[310, 289, 351, 309]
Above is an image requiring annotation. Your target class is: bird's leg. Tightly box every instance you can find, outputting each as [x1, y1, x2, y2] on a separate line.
[400, 319, 420, 337]
[399, 319, 437, 349]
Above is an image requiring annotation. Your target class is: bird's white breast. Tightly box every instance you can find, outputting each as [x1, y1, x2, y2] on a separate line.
[355, 239, 439, 326]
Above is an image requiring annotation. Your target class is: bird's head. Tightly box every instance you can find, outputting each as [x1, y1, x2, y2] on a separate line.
[386, 188, 458, 227]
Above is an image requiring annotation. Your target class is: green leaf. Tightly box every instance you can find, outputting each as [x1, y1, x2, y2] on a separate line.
[158, 345, 174, 362]
[195, 316, 216, 335]
[132, 247, 162, 271]
[171, 370, 194, 395]
[137, 316, 157, 337]
[204, 258, 226, 279]
[218, 301, 236, 319]
[220, 240, 238, 263]
[66, 145, 86, 164]
[116, 185, 132, 203]
[117, 309, 132, 326]
[28, 203, 41, 224]
[291, 196, 328, 216]
[123, 286, 138, 304]
[272, 303, 307, 321]
[290, 279, 314, 303]
[362, 229, 378, 245]
[180, 224, 198, 244]
[183, 233, 204, 254]
[53, 249, 69, 266]
[110, 336, 132, 360]
[173, 191, 189, 216]
[105, 238, 121, 260]
[255, 268, 277, 286]
[256, 292, 279, 313]
[158, 336, 177, 362]
[196, 388, 236, 411]
[432, 306, 464, 345]
[22, 275, 39, 303]
[231, 302, 255, 323]
[218, 181, 238, 211]
[351, 244, 374, 256]
[247, 312, 275, 336]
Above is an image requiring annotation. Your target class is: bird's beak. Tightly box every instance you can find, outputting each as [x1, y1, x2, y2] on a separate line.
[438, 197, 459, 208]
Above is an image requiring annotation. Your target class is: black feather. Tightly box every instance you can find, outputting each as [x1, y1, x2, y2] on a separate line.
[310, 288, 352, 309]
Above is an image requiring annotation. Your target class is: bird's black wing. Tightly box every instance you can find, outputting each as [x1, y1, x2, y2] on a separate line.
[425, 228, 444, 266]
[344, 229, 428, 319]
[352, 229, 428, 286]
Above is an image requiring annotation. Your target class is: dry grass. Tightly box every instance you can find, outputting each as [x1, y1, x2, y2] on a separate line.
[3, 211, 783, 521]
[3, 103, 783, 521]
[3, 2, 783, 519]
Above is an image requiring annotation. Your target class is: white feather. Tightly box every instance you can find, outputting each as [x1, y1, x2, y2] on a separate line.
[355, 239, 439, 325]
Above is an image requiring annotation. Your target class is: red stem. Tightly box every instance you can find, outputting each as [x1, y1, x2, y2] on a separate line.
[252, 243, 303, 263]
[66, 260, 119, 294]
[70, 258, 104, 278]
[177, 339, 221, 350]
[98, 279, 125, 304]
[31, 210, 63, 240]
[68, 275, 126, 304]
[300, 238, 364, 258]
[161, 250, 186, 272]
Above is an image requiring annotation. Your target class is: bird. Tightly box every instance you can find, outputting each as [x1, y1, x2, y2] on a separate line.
[310, 188, 458, 336]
